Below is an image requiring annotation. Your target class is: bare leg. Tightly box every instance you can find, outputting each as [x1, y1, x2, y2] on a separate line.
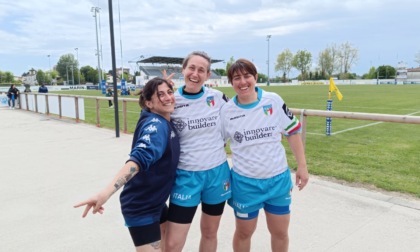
[135, 241, 162, 252]
[232, 217, 258, 252]
[199, 213, 222, 252]
[265, 212, 290, 252]
[160, 222, 167, 252]
[164, 221, 191, 252]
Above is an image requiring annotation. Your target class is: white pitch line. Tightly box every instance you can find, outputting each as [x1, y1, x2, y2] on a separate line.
[306, 132, 326, 136]
[407, 111, 420, 116]
[331, 121, 383, 135]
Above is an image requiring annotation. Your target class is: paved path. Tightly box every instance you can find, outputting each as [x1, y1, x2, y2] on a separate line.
[1, 108, 420, 251]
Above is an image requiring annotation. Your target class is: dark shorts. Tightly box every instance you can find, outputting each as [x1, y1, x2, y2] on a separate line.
[126, 204, 168, 246]
[167, 201, 226, 224]
[128, 223, 161, 247]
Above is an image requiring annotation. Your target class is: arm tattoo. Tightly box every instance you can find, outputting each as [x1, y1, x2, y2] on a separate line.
[113, 178, 126, 192]
[113, 166, 139, 192]
[149, 241, 161, 249]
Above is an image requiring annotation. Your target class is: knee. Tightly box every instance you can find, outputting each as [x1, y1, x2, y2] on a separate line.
[165, 238, 182, 252]
[270, 229, 289, 241]
[200, 223, 219, 240]
[234, 226, 256, 240]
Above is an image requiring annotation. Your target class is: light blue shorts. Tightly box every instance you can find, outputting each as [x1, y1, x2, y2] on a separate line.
[228, 168, 293, 220]
[170, 161, 231, 207]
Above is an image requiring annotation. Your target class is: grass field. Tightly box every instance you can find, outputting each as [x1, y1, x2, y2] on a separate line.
[53, 84, 420, 198]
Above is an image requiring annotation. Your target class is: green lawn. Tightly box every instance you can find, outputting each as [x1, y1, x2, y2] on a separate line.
[53, 84, 420, 197]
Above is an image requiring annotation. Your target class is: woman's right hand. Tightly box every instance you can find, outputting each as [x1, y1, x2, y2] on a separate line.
[162, 69, 175, 86]
[73, 191, 110, 218]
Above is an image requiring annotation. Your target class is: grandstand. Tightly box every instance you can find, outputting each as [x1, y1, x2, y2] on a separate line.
[135, 56, 229, 87]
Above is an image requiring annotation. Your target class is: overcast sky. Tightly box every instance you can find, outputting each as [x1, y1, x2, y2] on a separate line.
[1, 0, 419, 78]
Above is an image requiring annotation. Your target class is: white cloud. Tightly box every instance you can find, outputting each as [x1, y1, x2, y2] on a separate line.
[0, 0, 419, 76]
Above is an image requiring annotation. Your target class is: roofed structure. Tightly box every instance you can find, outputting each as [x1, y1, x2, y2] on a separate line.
[136, 56, 223, 65]
[134, 55, 229, 87]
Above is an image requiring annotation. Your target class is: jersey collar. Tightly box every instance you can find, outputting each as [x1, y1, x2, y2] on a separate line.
[233, 87, 262, 109]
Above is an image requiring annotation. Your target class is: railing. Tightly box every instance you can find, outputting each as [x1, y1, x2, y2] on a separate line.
[92, 96, 137, 133]
[20, 92, 137, 133]
[290, 108, 420, 147]
[19, 93, 420, 141]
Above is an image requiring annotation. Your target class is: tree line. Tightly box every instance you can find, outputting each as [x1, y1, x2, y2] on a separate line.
[2, 43, 420, 85]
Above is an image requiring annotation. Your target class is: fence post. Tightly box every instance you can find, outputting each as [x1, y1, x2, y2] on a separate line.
[74, 97, 79, 123]
[58, 95, 62, 119]
[96, 98, 100, 127]
[123, 100, 128, 133]
[35, 94, 38, 113]
[45, 95, 49, 115]
[25, 93, 29, 111]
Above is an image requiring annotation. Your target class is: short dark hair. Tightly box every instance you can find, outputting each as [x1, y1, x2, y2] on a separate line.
[227, 58, 258, 84]
[138, 77, 173, 111]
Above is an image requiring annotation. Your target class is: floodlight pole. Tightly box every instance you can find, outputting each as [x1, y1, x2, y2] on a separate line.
[47, 55, 51, 84]
[107, 0, 120, 137]
[75, 48, 80, 84]
[266, 35, 271, 86]
[91, 7, 102, 85]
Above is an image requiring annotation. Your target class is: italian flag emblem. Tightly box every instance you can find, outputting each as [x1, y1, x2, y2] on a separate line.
[263, 105, 273, 115]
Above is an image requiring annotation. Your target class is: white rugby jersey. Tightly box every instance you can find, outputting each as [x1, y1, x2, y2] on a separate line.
[220, 87, 301, 179]
[171, 86, 229, 171]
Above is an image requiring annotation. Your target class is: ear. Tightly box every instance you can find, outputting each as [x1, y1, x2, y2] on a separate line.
[145, 100, 153, 110]
[254, 74, 258, 81]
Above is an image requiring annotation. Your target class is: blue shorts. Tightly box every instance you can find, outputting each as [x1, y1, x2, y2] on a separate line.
[228, 168, 293, 219]
[170, 161, 231, 207]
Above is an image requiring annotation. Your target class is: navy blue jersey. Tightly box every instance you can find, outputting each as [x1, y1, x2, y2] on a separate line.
[120, 110, 180, 224]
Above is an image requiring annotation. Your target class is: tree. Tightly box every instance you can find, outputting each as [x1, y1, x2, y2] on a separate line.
[214, 68, 226, 76]
[257, 73, 267, 83]
[318, 48, 334, 78]
[362, 67, 377, 79]
[292, 50, 312, 80]
[339, 42, 358, 73]
[323, 44, 341, 76]
[56, 54, 78, 84]
[225, 56, 235, 74]
[275, 49, 293, 81]
[81, 65, 99, 84]
[0, 71, 15, 83]
[36, 70, 47, 85]
[377, 65, 396, 79]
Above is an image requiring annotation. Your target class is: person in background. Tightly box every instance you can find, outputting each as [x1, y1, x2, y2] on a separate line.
[7, 84, 19, 109]
[74, 77, 180, 252]
[38, 83, 48, 93]
[164, 51, 231, 252]
[106, 87, 114, 108]
[221, 58, 309, 252]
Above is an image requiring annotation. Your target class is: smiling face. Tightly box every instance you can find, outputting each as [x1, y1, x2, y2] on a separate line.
[228, 58, 259, 104]
[146, 83, 175, 120]
[231, 70, 258, 104]
[182, 54, 211, 93]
